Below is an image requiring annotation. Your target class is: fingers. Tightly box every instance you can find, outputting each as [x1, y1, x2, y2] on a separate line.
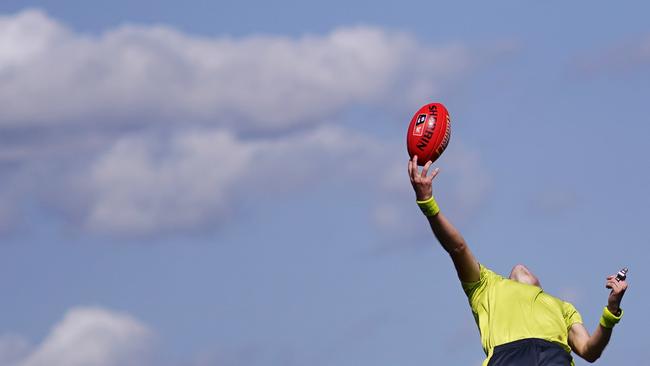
[408, 155, 418, 181]
[606, 275, 616, 289]
[421, 160, 433, 178]
[408, 155, 439, 181]
[605, 278, 628, 293]
[410, 155, 418, 180]
[431, 167, 441, 180]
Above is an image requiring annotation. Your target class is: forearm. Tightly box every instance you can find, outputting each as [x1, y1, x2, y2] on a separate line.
[426, 212, 479, 282]
[582, 324, 612, 362]
[583, 303, 622, 360]
[570, 275, 627, 362]
[571, 304, 623, 362]
[426, 212, 466, 255]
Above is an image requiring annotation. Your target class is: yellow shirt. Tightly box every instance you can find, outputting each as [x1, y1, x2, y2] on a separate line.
[462, 265, 583, 366]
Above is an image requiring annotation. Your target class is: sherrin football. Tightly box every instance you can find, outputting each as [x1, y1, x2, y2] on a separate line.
[406, 102, 451, 166]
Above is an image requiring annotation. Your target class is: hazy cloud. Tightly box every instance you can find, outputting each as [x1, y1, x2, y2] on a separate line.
[573, 34, 650, 76]
[73, 125, 488, 235]
[0, 335, 31, 366]
[73, 126, 378, 234]
[528, 187, 581, 216]
[15, 307, 152, 366]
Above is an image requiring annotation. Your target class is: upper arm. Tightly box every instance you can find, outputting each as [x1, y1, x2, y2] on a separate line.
[461, 264, 496, 309]
[428, 212, 480, 283]
[449, 241, 480, 283]
[568, 323, 590, 359]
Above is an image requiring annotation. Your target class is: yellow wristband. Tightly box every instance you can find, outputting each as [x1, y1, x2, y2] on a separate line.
[416, 196, 440, 217]
[599, 306, 623, 329]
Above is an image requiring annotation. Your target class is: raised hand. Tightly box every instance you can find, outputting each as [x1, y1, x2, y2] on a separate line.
[407, 155, 440, 201]
[605, 274, 628, 315]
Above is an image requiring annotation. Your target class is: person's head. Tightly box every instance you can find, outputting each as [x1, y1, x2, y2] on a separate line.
[509, 264, 541, 288]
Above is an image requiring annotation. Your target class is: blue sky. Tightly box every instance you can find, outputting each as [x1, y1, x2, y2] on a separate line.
[0, 1, 649, 365]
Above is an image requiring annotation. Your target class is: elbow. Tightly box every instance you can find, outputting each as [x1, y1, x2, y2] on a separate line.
[448, 240, 467, 257]
[582, 351, 602, 363]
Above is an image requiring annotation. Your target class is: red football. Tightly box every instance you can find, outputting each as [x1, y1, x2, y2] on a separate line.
[406, 102, 451, 166]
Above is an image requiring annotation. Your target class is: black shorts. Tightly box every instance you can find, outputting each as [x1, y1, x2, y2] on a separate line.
[487, 338, 573, 366]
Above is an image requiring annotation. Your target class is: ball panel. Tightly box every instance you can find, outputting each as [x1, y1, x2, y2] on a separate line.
[437, 115, 451, 156]
[429, 104, 448, 158]
[431, 110, 451, 160]
[406, 104, 437, 164]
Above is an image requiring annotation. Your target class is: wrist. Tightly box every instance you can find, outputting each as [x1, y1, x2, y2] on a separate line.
[415, 190, 432, 201]
[416, 194, 432, 201]
[607, 304, 621, 316]
[416, 196, 440, 217]
[600, 306, 623, 329]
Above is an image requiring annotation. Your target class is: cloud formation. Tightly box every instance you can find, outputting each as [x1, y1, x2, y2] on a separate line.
[5, 307, 152, 366]
[0, 9, 469, 131]
[0, 335, 31, 365]
[78, 126, 378, 233]
[0, 9, 486, 236]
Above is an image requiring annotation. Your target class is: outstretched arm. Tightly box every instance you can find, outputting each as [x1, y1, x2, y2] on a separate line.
[408, 156, 480, 283]
[568, 274, 628, 363]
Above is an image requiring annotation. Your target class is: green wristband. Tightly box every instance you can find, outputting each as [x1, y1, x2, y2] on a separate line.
[417, 196, 440, 217]
[599, 306, 623, 329]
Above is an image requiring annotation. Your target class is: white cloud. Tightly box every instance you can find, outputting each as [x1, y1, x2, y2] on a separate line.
[0, 334, 31, 366]
[78, 126, 379, 234]
[83, 129, 253, 233]
[0, 9, 470, 131]
[0, 9, 493, 236]
[0, 9, 68, 69]
[16, 307, 152, 366]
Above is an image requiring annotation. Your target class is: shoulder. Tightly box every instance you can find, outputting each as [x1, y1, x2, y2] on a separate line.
[478, 264, 503, 282]
[461, 264, 503, 297]
[561, 300, 583, 327]
[561, 300, 579, 314]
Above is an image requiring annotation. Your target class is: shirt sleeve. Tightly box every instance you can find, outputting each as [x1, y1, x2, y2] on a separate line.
[461, 264, 498, 310]
[562, 301, 583, 329]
